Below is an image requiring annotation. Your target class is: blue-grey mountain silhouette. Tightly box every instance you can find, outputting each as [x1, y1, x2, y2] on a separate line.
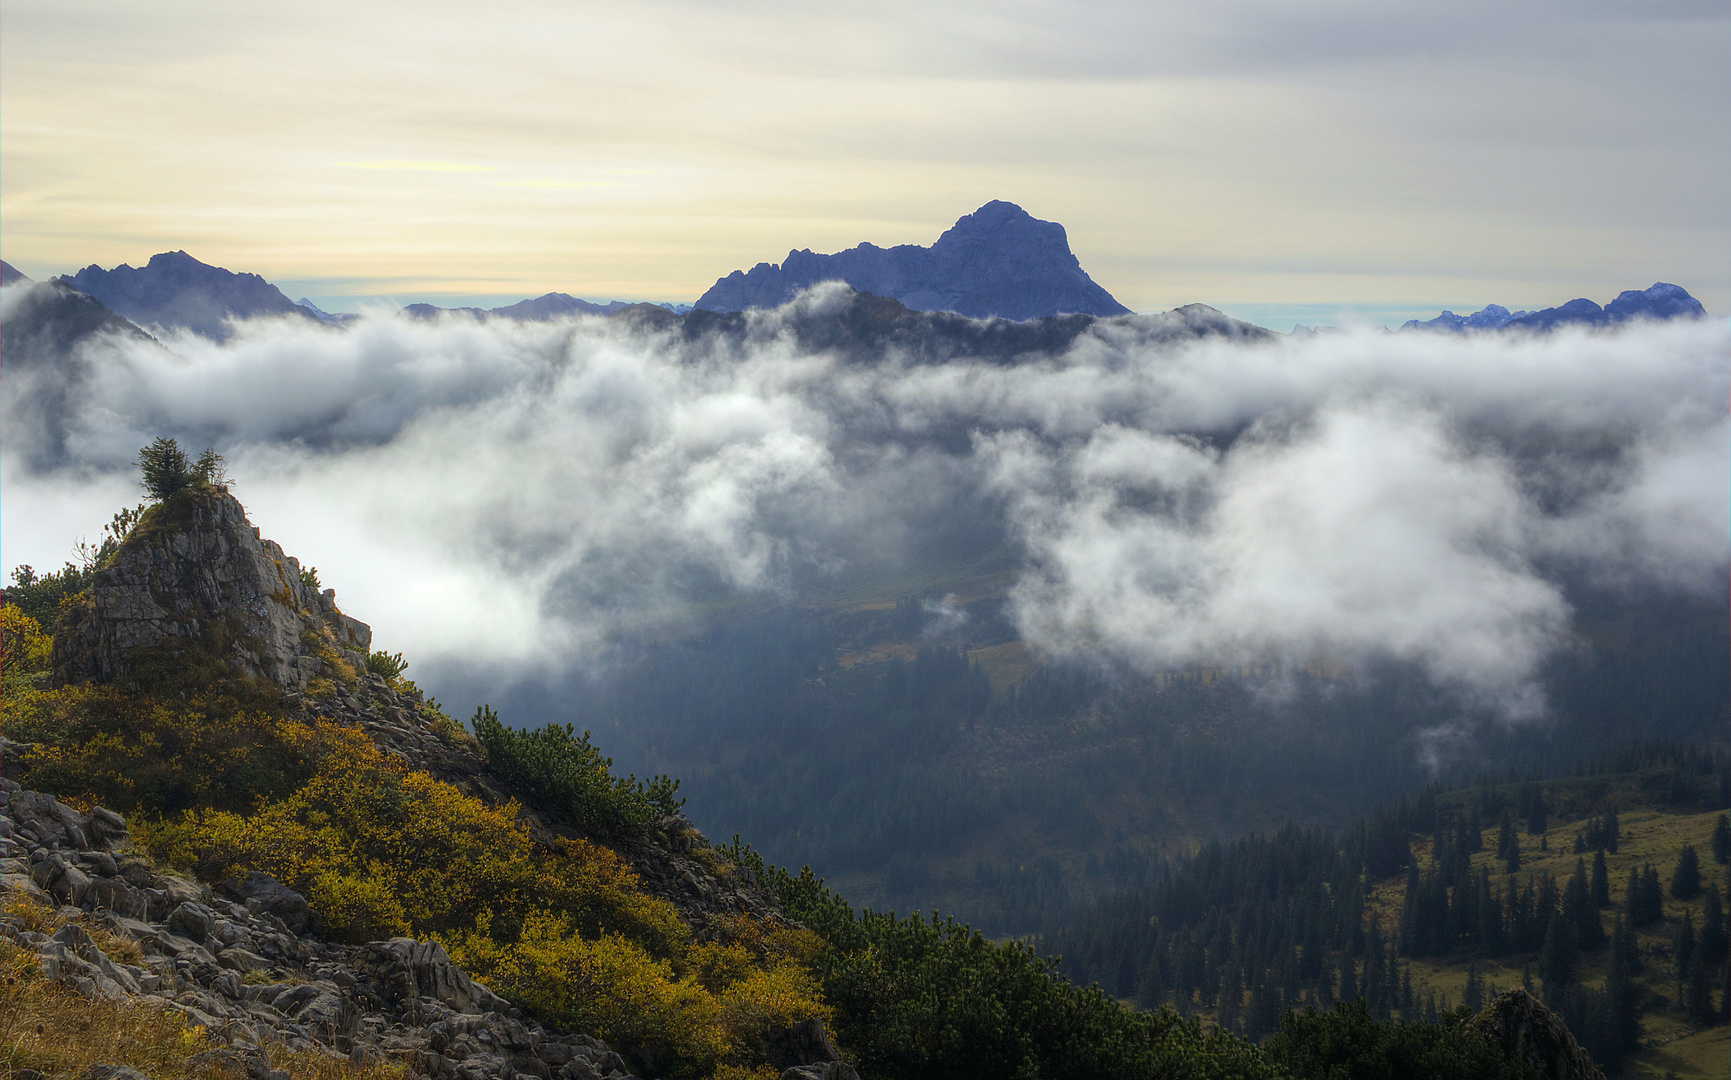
[1400, 304, 1530, 332]
[1402, 283, 1703, 334]
[295, 298, 358, 326]
[64, 250, 314, 341]
[694, 201, 1130, 320]
[401, 293, 689, 321]
[1603, 282, 1706, 322]
[0, 260, 29, 286]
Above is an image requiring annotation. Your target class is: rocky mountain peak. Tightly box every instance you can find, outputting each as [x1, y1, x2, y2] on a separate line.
[62, 251, 313, 341]
[50, 486, 371, 691]
[694, 201, 1131, 320]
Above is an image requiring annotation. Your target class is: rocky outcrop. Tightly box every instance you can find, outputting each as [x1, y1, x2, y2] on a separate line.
[1, 778, 642, 1080]
[1465, 988, 1606, 1080]
[696, 200, 1130, 320]
[50, 487, 371, 691]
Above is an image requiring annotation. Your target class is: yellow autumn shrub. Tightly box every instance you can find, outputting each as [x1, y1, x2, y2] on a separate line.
[0, 603, 50, 677]
[688, 915, 833, 1064]
[184, 731, 687, 950]
[1, 683, 331, 814]
[446, 913, 727, 1078]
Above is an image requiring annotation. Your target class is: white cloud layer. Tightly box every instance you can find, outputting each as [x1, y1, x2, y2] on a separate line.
[2, 289, 1725, 719]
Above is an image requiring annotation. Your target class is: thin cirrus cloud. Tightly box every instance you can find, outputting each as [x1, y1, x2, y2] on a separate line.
[1, 287, 1724, 724]
[336, 161, 497, 173]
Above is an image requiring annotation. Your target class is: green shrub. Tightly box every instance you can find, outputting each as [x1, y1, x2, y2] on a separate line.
[471, 706, 683, 836]
[365, 650, 407, 680]
[721, 840, 1277, 1080]
[1264, 1001, 1546, 1080]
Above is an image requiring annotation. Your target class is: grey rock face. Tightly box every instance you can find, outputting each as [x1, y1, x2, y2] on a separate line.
[50, 488, 371, 691]
[62, 250, 314, 342]
[696, 200, 1130, 320]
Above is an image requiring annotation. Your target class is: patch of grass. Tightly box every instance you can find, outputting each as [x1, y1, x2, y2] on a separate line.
[1623, 1023, 1730, 1078]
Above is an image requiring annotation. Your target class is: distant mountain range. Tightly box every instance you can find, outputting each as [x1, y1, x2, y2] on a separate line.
[695, 200, 1130, 320]
[1400, 282, 1704, 333]
[0, 224, 1708, 350]
[62, 250, 316, 342]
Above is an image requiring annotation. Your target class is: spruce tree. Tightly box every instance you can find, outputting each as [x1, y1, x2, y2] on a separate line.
[1540, 915, 1578, 992]
[135, 437, 190, 500]
[1497, 810, 1519, 873]
[1685, 944, 1713, 1024]
[1672, 843, 1702, 899]
[1698, 887, 1727, 967]
[1591, 849, 1610, 908]
[1673, 911, 1694, 998]
[1712, 813, 1731, 865]
[1527, 789, 1548, 836]
[1608, 914, 1641, 1054]
[1464, 962, 1485, 1013]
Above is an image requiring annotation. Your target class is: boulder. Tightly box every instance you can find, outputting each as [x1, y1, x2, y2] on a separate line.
[220, 871, 312, 934]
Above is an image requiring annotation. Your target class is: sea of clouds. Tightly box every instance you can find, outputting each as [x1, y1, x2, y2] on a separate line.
[2, 283, 1725, 721]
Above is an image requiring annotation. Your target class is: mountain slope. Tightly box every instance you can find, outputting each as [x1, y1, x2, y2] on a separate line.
[695, 201, 1131, 320]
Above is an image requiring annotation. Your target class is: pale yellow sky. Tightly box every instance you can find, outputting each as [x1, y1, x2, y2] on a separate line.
[2, 0, 1725, 322]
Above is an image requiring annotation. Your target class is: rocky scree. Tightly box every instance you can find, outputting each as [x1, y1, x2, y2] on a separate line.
[1, 778, 645, 1080]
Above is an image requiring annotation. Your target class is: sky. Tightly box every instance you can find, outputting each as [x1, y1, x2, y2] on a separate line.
[2, 0, 1726, 328]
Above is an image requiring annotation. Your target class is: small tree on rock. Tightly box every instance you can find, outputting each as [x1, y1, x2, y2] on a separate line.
[136, 437, 190, 500]
[193, 447, 230, 487]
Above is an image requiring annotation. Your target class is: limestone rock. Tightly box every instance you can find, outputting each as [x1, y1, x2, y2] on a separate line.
[1466, 987, 1605, 1080]
[50, 487, 370, 691]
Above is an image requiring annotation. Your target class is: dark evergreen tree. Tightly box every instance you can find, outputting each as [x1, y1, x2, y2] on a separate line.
[135, 437, 191, 500]
[1339, 952, 1359, 1004]
[1563, 859, 1604, 952]
[1627, 864, 1665, 927]
[1673, 911, 1694, 999]
[1712, 812, 1731, 865]
[1672, 842, 1702, 899]
[1608, 914, 1641, 1055]
[1463, 963, 1485, 1014]
[1216, 964, 1242, 1033]
[1698, 887, 1727, 967]
[1526, 788, 1547, 836]
[1496, 811, 1520, 875]
[1539, 916, 1577, 992]
[1590, 850, 1610, 908]
[1685, 943, 1714, 1024]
